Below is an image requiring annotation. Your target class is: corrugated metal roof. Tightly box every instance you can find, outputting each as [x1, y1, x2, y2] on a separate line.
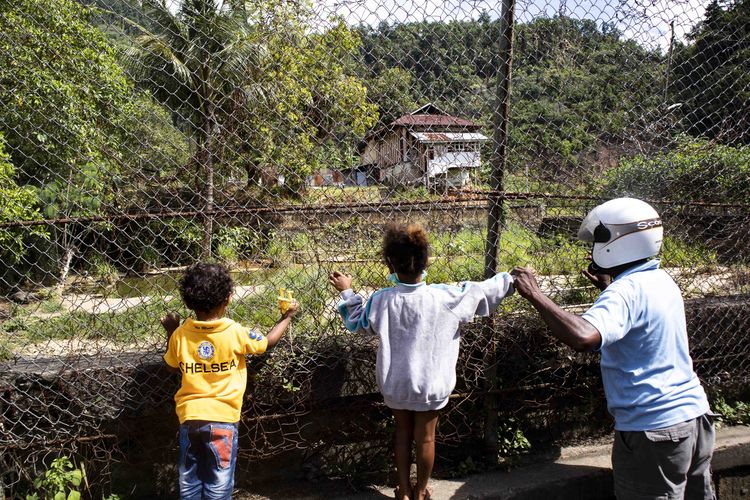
[362, 105, 483, 141]
[411, 132, 489, 143]
[393, 114, 479, 127]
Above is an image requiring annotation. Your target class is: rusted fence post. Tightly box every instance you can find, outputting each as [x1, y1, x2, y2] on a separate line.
[483, 0, 516, 460]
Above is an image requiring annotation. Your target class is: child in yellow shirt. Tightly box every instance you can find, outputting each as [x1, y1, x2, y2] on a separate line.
[161, 262, 298, 499]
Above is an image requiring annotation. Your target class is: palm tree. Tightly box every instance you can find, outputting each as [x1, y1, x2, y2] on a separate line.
[126, 0, 264, 259]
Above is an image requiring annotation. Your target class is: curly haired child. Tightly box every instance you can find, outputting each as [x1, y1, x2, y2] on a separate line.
[161, 262, 298, 499]
[329, 223, 514, 500]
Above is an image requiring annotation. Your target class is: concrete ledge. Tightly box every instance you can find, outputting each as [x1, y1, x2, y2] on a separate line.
[346, 425, 750, 499]
[237, 425, 750, 499]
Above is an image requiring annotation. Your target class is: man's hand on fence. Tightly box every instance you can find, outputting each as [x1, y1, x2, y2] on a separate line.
[510, 267, 542, 300]
[329, 271, 353, 292]
[160, 313, 181, 338]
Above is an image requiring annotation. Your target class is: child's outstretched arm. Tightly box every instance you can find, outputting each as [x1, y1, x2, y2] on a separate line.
[265, 300, 299, 348]
[329, 271, 376, 334]
[442, 272, 515, 324]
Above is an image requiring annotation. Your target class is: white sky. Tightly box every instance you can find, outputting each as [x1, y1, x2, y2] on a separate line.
[311, 0, 709, 51]
[162, 0, 709, 51]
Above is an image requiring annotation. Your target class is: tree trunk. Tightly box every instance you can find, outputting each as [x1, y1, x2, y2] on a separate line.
[57, 226, 75, 290]
[201, 116, 214, 261]
[199, 64, 215, 261]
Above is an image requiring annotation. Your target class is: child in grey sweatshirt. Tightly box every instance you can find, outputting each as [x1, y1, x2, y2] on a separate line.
[329, 223, 514, 500]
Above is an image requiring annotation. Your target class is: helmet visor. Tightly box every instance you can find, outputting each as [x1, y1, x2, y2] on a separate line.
[578, 210, 601, 242]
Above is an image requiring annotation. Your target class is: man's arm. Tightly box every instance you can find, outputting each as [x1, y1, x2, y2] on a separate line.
[511, 267, 602, 352]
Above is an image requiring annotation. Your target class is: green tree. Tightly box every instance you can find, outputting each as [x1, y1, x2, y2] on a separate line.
[0, 0, 188, 279]
[605, 136, 750, 203]
[0, 134, 44, 265]
[233, 13, 377, 191]
[672, 0, 750, 144]
[364, 68, 419, 126]
[510, 17, 661, 186]
[0, 0, 137, 280]
[0, 0, 131, 193]
[357, 16, 663, 189]
[126, 0, 264, 258]
[126, 1, 376, 249]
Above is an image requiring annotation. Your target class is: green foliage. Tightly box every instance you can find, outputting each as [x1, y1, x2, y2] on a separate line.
[303, 186, 383, 205]
[26, 457, 85, 500]
[661, 236, 718, 269]
[713, 396, 750, 425]
[605, 137, 750, 202]
[387, 185, 438, 201]
[2, 295, 182, 345]
[364, 67, 419, 125]
[215, 226, 266, 263]
[497, 418, 532, 458]
[0, 0, 188, 281]
[453, 456, 482, 477]
[230, 263, 343, 338]
[236, 14, 377, 193]
[89, 255, 120, 284]
[108, 219, 203, 272]
[0, 0, 130, 209]
[111, 94, 190, 203]
[430, 228, 485, 258]
[0, 133, 45, 263]
[358, 16, 662, 186]
[672, 0, 750, 144]
[510, 17, 660, 184]
[126, 1, 377, 196]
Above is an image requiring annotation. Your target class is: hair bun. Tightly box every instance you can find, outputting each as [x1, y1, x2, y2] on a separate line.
[406, 224, 429, 247]
[382, 223, 430, 276]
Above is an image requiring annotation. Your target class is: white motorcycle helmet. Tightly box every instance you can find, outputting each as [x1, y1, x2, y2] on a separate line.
[577, 198, 663, 269]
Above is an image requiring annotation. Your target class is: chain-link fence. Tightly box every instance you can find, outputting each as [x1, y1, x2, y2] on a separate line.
[1, 0, 748, 495]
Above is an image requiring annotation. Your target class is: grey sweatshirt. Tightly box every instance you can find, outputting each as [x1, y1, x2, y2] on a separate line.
[337, 273, 514, 411]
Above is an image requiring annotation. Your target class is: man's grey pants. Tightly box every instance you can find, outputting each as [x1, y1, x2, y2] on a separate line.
[612, 414, 716, 500]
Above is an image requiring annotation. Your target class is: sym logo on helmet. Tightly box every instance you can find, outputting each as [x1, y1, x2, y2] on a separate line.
[637, 218, 662, 230]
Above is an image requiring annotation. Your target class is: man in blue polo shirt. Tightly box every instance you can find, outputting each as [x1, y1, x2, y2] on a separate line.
[512, 198, 715, 500]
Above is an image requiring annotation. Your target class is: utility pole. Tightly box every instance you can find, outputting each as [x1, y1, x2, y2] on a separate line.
[483, 0, 516, 461]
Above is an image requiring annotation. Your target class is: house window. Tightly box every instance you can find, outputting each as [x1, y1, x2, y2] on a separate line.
[447, 143, 471, 153]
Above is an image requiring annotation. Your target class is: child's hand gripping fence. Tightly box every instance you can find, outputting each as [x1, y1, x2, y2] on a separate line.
[278, 289, 295, 316]
[278, 288, 295, 348]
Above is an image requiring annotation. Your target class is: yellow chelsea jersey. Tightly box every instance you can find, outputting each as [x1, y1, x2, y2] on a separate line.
[163, 317, 268, 423]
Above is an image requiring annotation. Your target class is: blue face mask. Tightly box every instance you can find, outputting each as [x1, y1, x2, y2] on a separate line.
[387, 270, 428, 284]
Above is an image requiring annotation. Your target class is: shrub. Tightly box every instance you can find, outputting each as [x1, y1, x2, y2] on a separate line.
[605, 137, 750, 203]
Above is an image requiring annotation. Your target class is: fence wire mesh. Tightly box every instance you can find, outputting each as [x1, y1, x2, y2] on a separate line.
[0, 0, 749, 495]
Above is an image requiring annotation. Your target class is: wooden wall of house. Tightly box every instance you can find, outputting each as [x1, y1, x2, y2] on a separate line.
[377, 130, 403, 169]
[361, 141, 378, 166]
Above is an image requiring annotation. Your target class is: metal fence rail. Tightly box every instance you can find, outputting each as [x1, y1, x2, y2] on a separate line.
[1, 0, 748, 495]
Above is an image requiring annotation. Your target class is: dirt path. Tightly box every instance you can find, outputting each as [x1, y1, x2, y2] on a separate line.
[27, 284, 268, 318]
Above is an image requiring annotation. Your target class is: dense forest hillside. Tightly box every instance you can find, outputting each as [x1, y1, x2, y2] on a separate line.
[0, 0, 746, 277]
